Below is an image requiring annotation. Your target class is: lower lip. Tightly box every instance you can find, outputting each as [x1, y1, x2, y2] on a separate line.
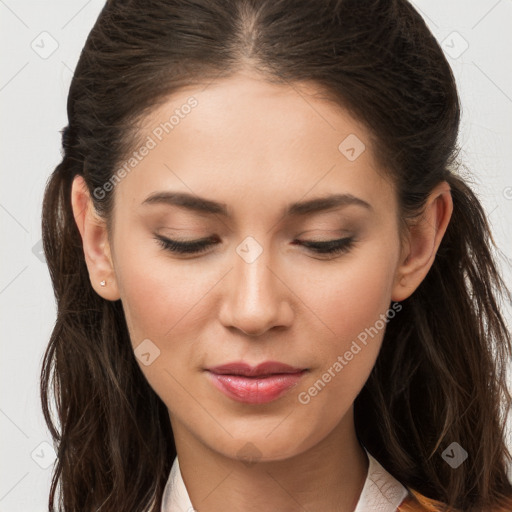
[206, 370, 306, 404]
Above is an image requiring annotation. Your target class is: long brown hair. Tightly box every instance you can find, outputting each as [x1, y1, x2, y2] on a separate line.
[41, 0, 512, 510]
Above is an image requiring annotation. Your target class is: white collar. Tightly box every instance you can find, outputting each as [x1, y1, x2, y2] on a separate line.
[161, 447, 409, 511]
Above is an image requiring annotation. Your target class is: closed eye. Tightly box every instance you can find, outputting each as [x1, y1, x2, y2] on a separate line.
[154, 235, 218, 254]
[154, 235, 356, 257]
[292, 237, 355, 255]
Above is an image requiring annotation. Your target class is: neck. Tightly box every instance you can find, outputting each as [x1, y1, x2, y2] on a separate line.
[170, 406, 368, 512]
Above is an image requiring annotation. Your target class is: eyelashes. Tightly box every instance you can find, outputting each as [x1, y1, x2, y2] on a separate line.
[155, 235, 216, 254]
[154, 235, 356, 257]
[294, 237, 355, 255]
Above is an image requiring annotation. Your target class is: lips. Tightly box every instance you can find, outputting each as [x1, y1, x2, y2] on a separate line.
[208, 361, 305, 377]
[206, 361, 307, 404]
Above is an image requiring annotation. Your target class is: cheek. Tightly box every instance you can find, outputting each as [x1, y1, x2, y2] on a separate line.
[113, 237, 230, 399]
[114, 245, 216, 406]
[114, 236, 217, 343]
[294, 239, 399, 400]
[303, 239, 398, 350]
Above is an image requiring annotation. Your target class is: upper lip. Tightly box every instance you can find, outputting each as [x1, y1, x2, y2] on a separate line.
[207, 361, 306, 377]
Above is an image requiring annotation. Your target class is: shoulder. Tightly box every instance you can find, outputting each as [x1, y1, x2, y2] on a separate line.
[397, 488, 448, 511]
[397, 487, 512, 512]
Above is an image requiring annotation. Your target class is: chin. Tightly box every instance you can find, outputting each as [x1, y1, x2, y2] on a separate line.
[201, 416, 331, 464]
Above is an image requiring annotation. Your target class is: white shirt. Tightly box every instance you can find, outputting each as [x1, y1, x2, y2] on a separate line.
[160, 447, 410, 511]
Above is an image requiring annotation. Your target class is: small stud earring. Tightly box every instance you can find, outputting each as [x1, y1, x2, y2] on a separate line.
[100, 280, 106, 287]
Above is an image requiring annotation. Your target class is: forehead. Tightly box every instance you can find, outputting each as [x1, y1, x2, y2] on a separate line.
[113, 71, 395, 218]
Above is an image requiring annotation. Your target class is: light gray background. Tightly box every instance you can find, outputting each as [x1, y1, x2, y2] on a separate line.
[1, 1, 511, 510]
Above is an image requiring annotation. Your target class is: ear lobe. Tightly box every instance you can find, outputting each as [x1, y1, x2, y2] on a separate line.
[391, 182, 453, 302]
[70, 175, 121, 301]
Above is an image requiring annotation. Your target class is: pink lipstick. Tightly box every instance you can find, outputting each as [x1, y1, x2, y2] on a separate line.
[206, 361, 307, 404]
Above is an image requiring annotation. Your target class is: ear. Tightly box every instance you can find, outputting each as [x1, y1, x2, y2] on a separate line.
[391, 181, 453, 302]
[70, 175, 121, 301]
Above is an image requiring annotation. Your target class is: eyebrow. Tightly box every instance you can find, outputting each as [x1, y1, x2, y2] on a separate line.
[141, 191, 373, 217]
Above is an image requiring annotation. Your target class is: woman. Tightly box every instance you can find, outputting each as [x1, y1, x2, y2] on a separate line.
[40, 0, 512, 510]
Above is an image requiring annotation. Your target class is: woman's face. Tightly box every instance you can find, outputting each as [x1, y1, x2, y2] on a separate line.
[107, 71, 405, 461]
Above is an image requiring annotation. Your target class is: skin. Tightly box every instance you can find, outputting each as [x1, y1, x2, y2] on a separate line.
[71, 70, 453, 511]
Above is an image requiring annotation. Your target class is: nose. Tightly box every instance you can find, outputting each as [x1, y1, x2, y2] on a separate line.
[218, 242, 294, 337]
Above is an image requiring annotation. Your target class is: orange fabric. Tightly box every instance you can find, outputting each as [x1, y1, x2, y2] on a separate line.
[397, 488, 449, 511]
[397, 487, 512, 512]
